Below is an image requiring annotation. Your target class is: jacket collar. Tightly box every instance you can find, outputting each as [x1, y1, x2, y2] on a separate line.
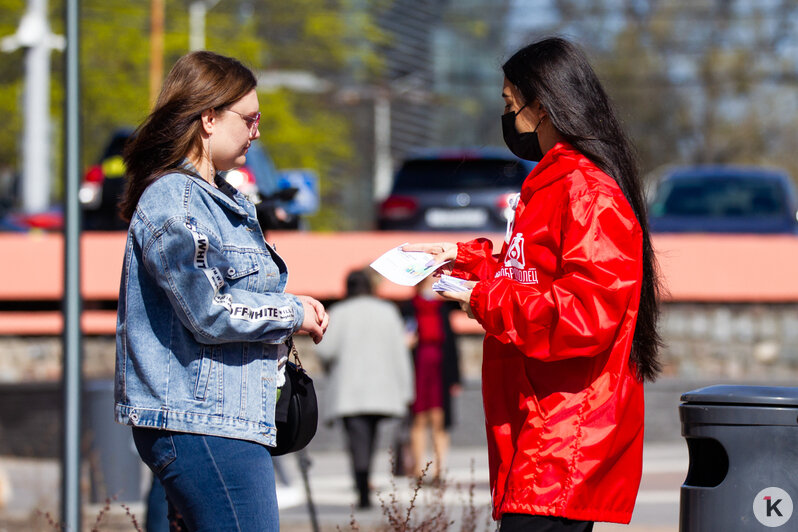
[179, 159, 252, 219]
[520, 142, 583, 203]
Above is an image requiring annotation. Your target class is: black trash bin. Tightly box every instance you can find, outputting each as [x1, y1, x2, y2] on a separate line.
[680, 385, 798, 530]
[85, 380, 142, 503]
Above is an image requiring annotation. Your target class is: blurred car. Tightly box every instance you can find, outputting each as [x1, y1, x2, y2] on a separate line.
[0, 208, 63, 232]
[648, 166, 798, 234]
[223, 141, 301, 232]
[79, 131, 309, 233]
[0, 168, 63, 232]
[376, 148, 536, 232]
[80, 128, 134, 230]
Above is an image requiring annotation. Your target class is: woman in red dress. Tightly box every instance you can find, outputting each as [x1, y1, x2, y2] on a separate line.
[405, 275, 461, 481]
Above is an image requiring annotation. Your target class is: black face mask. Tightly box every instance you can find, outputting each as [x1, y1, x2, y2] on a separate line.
[502, 107, 544, 162]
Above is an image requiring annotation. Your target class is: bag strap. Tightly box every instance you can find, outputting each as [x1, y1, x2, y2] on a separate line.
[287, 337, 303, 370]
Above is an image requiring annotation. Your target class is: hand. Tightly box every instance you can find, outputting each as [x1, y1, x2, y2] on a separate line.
[297, 295, 328, 344]
[401, 242, 457, 275]
[405, 330, 418, 349]
[437, 282, 476, 319]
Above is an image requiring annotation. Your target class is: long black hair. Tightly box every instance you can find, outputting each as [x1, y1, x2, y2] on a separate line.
[503, 37, 662, 382]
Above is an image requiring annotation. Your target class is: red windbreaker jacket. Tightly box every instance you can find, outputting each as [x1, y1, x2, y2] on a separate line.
[452, 143, 645, 523]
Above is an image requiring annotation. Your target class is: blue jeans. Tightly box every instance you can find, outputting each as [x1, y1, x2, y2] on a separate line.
[145, 475, 169, 532]
[132, 428, 278, 532]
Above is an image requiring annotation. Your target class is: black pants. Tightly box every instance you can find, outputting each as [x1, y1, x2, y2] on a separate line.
[342, 415, 385, 506]
[500, 514, 594, 532]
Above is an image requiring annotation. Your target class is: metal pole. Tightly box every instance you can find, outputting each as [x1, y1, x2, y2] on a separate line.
[61, 0, 81, 530]
[1, 0, 66, 211]
[21, 0, 50, 213]
[373, 88, 392, 200]
[296, 449, 320, 532]
[149, 0, 164, 106]
[189, 1, 221, 52]
[189, 1, 207, 51]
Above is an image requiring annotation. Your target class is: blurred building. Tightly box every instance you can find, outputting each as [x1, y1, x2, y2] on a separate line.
[334, 0, 513, 227]
[430, 0, 513, 148]
[374, 0, 445, 162]
[374, 0, 512, 172]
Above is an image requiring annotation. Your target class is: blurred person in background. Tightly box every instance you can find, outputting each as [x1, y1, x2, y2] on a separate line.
[404, 37, 662, 532]
[401, 275, 461, 483]
[115, 50, 328, 531]
[316, 269, 414, 509]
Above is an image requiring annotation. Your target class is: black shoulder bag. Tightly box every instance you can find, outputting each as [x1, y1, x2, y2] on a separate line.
[270, 339, 318, 456]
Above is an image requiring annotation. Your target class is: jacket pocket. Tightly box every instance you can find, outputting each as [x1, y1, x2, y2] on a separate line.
[132, 427, 177, 474]
[222, 250, 260, 291]
[193, 346, 214, 400]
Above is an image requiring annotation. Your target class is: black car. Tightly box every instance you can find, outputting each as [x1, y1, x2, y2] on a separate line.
[79, 129, 134, 230]
[79, 133, 305, 232]
[377, 148, 536, 232]
[648, 166, 798, 234]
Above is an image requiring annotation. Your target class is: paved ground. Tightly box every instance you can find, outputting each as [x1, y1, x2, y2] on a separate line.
[0, 441, 686, 531]
[0, 376, 714, 530]
[276, 443, 686, 532]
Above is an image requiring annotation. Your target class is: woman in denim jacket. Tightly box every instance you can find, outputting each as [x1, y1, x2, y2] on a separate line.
[114, 51, 328, 531]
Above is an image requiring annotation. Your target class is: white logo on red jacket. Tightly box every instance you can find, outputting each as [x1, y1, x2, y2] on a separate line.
[506, 234, 525, 269]
[498, 233, 539, 284]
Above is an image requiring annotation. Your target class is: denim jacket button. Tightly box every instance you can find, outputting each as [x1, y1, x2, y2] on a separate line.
[227, 267, 236, 276]
[129, 411, 139, 423]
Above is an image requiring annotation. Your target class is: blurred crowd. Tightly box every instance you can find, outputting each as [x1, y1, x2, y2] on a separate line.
[316, 268, 462, 509]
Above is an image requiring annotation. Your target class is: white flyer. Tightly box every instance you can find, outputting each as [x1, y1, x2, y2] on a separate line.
[370, 243, 449, 286]
[432, 274, 471, 293]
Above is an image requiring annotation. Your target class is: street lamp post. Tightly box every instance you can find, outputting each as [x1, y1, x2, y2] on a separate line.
[0, 0, 65, 214]
[189, 0, 221, 51]
[62, 0, 81, 529]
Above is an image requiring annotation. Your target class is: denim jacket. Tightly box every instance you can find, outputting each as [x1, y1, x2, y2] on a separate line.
[114, 162, 304, 447]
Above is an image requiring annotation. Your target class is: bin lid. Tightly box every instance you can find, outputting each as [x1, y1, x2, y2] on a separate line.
[681, 385, 798, 406]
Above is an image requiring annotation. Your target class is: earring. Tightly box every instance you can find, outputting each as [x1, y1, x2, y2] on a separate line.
[207, 137, 216, 183]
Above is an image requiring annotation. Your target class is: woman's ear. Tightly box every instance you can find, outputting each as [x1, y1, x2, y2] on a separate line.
[533, 101, 547, 120]
[200, 108, 216, 135]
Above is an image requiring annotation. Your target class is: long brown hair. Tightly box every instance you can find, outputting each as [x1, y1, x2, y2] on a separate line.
[119, 51, 257, 222]
[503, 38, 663, 381]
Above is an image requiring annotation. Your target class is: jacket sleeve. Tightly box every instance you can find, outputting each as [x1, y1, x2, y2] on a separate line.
[143, 218, 304, 345]
[451, 238, 503, 280]
[469, 192, 641, 361]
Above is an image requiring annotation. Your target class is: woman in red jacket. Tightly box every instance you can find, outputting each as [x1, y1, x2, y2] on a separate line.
[406, 37, 662, 531]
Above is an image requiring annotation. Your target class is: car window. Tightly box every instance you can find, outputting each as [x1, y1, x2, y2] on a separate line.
[651, 176, 787, 218]
[392, 159, 530, 191]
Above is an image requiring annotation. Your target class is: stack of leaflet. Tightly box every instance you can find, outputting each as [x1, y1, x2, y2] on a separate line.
[432, 274, 470, 293]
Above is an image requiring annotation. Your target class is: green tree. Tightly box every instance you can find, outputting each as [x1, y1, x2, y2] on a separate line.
[542, 0, 798, 184]
[0, 0, 36, 183]
[1, 0, 385, 229]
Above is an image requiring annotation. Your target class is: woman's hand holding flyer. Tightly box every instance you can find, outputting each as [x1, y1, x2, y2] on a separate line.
[370, 243, 450, 286]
